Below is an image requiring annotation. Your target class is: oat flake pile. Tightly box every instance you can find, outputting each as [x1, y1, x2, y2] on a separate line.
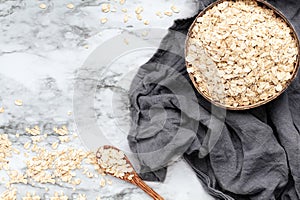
[186, 0, 298, 108]
[128, 0, 300, 199]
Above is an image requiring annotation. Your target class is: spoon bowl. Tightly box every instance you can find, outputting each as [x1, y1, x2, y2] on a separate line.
[96, 145, 164, 200]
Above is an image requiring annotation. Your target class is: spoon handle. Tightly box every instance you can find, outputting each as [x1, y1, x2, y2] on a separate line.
[132, 176, 164, 200]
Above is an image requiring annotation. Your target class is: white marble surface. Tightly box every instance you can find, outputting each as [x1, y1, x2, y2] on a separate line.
[0, 0, 214, 199]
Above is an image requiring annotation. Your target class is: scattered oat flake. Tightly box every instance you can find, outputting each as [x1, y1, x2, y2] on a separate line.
[53, 126, 68, 136]
[12, 148, 20, 155]
[39, 3, 47, 9]
[100, 178, 106, 187]
[58, 136, 68, 143]
[83, 45, 89, 49]
[107, 179, 112, 185]
[15, 100, 23, 106]
[51, 142, 59, 150]
[25, 126, 40, 136]
[171, 5, 180, 13]
[142, 31, 148, 37]
[73, 178, 81, 185]
[0, 107, 4, 113]
[164, 11, 173, 16]
[135, 6, 143, 14]
[136, 14, 142, 21]
[124, 15, 129, 23]
[67, 3, 74, 9]
[22, 192, 41, 200]
[31, 135, 42, 143]
[50, 192, 68, 200]
[78, 194, 87, 200]
[156, 11, 163, 18]
[24, 142, 31, 150]
[143, 20, 149, 25]
[101, 3, 110, 13]
[31, 143, 39, 152]
[83, 168, 89, 174]
[100, 17, 108, 24]
[122, 8, 127, 13]
[86, 172, 94, 178]
[119, 0, 126, 5]
[124, 38, 129, 45]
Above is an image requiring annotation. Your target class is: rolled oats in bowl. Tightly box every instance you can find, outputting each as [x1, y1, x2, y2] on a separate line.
[185, 0, 299, 110]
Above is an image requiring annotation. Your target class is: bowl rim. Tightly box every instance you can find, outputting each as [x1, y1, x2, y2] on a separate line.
[185, 0, 300, 110]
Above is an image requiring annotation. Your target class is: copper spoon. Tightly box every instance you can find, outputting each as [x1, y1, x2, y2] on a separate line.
[96, 145, 164, 200]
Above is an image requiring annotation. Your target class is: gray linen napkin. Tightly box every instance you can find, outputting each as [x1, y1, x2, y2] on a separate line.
[128, 0, 300, 199]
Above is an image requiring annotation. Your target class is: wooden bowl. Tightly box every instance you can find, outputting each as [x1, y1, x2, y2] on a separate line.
[185, 0, 300, 110]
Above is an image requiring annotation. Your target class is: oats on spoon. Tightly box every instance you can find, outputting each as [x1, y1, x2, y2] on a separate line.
[96, 146, 164, 200]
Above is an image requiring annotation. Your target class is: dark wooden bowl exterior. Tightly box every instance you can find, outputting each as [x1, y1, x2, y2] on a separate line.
[185, 0, 300, 110]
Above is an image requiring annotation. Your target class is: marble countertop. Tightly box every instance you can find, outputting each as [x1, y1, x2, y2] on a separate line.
[0, 0, 214, 199]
